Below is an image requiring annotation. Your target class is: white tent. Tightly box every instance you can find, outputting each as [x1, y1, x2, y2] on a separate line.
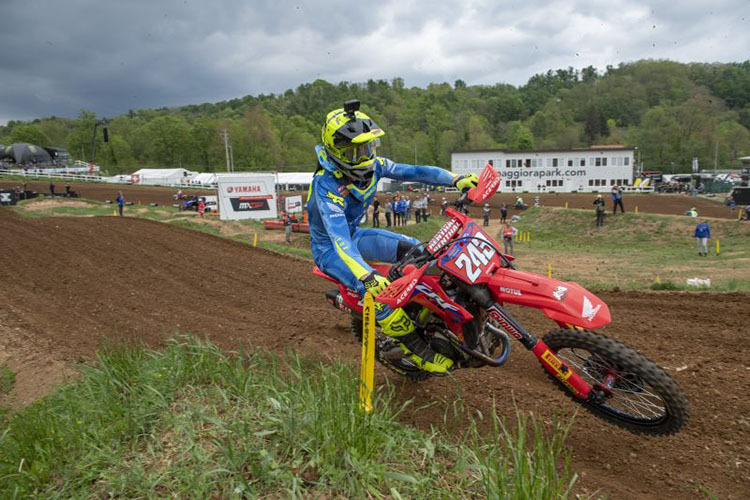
[275, 172, 314, 190]
[131, 168, 195, 185]
[191, 172, 218, 185]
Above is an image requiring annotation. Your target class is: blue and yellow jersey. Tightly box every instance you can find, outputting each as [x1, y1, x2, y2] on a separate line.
[307, 145, 455, 280]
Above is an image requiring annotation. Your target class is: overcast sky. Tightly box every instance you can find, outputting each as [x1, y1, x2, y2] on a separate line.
[1, 0, 748, 125]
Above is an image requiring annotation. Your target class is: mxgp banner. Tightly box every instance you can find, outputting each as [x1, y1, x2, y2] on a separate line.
[0, 190, 18, 206]
[285, 195, 303, 213]
[217, 173, 277, 220]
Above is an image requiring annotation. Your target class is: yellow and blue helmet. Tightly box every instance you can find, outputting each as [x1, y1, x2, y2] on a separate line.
[321, 100, 385, 185]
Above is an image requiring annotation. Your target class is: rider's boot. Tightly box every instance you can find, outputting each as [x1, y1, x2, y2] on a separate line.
[378, 308, 453, 374]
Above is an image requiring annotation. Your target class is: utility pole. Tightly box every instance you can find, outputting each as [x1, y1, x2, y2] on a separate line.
[221, 129, 231, 173]
[714, 139, 719, 174]
[229, 145, 235, 172]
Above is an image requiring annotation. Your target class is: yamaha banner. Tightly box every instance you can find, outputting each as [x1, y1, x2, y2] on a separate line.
[217, 173, 277, 220]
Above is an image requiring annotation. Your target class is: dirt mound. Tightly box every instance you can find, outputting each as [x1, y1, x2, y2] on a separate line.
[0, 207, 747, 499]
[0, 180, 214, 207]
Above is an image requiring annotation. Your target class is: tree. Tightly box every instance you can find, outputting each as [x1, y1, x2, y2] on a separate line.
[9, 124, 51, 146]
[507, 121, 535, 150]
[145, 116, 193, 167]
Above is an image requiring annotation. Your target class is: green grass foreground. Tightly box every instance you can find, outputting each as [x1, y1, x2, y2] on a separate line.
[0, 338, 576, 499]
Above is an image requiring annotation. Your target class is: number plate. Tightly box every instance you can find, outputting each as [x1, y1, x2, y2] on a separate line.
[438, 222, 501, 284]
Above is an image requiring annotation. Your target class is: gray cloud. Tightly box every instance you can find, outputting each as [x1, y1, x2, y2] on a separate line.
[1, 0, 748, 124]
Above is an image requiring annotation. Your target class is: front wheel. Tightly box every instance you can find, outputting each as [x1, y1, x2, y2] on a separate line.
[542, 329, 689, 435]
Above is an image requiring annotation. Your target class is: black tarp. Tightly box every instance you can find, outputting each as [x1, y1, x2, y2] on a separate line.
[0, 143, 52, 165]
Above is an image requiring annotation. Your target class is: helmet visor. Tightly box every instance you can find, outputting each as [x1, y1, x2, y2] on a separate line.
[342, 139, 379, 164]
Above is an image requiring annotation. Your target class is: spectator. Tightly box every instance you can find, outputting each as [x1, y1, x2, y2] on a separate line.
[392, 195, 401, 227]
[116, 191, 124, 216]
[372, 196, 380, 228]
[501, 221, 516, 256]
[198, 197, 206, 218]
[282, 210, 297, 244]
[726, 194, 736, 214]
[440, 197, 448, 217]
[514, 196, 525, 209]
[611, 185, 625, 213]
[384, 196, 393, 227]
[686, 207, 698, 218]
[593, 194, 606, 227]
[499, 203, 508, 223]
[398, 195, 408, 226]
[405, 196, 412, 222]
[482, 203, 491, 226]
[49, 182, 56, 197]
[694, 219, 711, 257]
[65, 183, 71, 197]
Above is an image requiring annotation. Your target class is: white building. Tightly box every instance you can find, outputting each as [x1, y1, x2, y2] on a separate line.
[452, 146, 635, 193]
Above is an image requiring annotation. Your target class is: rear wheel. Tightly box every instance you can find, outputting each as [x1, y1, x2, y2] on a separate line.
[542, 329, 689, 435]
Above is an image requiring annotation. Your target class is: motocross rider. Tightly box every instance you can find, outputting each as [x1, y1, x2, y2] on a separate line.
[307, 100, 478, 375]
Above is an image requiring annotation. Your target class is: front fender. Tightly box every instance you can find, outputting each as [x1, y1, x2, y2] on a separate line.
[488, 268, 611, 329]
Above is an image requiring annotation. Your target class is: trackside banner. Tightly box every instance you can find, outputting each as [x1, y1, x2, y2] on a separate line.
[217, 173, 277, 220]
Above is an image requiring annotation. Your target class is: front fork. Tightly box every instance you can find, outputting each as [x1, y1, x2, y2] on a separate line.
[456, 283, 593, 400]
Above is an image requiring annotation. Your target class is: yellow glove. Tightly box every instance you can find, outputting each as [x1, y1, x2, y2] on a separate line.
[361, 271, 390, 297]
[452, 173, 479, 192]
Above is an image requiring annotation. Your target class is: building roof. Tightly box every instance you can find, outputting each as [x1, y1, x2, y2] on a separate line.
[452, 146, 634, 154]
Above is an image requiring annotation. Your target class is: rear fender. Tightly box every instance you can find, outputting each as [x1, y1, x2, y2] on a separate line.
[488, 268, 611, 329]
[314, 263, 394, 315]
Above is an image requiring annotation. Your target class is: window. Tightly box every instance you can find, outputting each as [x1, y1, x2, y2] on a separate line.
[624, 157, 630, 166]
[552, 158, 559, 167]
[611, 179, 616, 185]
[588, 179, 594, 186]
[505, 180, 512, 187]
[595, 158, 602, 167]
[623, 179, 629, 186]
[580, 158, 586, 166]
[517, 181, 522, 187]
[525, 159, 531, 168]
[567, 158, 573, 167]
[546, 179, 562, 187]
[511, 159, 517, 168]
[602, 158, 608, 166]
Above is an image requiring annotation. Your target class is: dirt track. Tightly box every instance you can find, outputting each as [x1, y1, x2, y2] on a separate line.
[1, 208, 748, 499]
[1, 179, 738, 219]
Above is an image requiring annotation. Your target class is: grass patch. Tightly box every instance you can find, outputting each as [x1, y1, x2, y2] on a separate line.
[0, 366, 14, 396]
[0, 337, 576, 499]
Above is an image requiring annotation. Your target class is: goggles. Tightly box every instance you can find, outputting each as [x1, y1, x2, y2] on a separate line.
[341, 139, 379, 164]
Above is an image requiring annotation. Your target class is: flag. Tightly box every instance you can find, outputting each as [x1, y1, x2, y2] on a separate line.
[692, 157, 699, 173]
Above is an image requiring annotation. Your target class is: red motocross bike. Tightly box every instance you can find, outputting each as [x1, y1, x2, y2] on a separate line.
[313, 165, 689, 435]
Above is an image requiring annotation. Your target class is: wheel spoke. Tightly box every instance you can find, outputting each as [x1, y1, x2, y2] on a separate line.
[555, 347, 667, 421]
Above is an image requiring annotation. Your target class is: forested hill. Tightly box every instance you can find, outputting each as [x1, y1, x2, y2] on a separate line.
[2, 59, 749, 175]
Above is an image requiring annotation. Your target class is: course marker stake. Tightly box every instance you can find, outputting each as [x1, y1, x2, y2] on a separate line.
[716, 239, 720, 256]
[547, 263, 552, 278]
[253, 232, 258, 247]
[635, 206, 639, 213]
[360, 293, 376, 414]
